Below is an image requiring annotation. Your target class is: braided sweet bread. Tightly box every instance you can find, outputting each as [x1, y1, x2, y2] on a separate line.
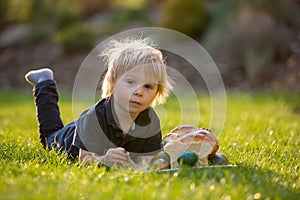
[163, 125, 219, 168]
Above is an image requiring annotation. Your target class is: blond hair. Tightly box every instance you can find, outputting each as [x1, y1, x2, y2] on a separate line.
[100, 37, 173, 106]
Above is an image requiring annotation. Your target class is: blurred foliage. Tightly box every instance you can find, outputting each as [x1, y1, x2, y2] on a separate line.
[207, 0, 300, 27]
[109, 0, 148, 10]
[3, 0, 299, 36]
[76, 0, 109, 18]
[0, 0, 9, 29]
[2, 0, 209, 40]
[22, 25, 51, 46]
[54, 22, 96, 52]
[203, 0, 299, 86]
[108, 0, 152, 26]
[245, 0, 299, 26]
[54, 11, 81, 30]
[111, 9, 151, 26]
[5, 0, 32, 22]
[1, 0, 153, 51]
[27, 0, 48, 22]
[158, 0, 207, 38]
[5, 0, 81, 24]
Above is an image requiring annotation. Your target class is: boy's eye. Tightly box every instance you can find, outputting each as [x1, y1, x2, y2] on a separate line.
[144, 84, 154, 90]
[126, 80, 135, 85]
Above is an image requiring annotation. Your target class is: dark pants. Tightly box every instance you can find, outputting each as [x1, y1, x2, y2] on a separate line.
[33, 80, 79, 158]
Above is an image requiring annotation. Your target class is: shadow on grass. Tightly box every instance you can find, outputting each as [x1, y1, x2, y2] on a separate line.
[149, 164, 299, 199]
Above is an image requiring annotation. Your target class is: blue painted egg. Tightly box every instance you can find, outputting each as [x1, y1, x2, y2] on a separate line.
[208, 153, 228, 165]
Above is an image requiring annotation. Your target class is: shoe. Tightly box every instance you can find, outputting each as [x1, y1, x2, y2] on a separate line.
[25, 68, 54, 85]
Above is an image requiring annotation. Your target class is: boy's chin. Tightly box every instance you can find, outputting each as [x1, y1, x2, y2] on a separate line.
[128, 108, 144, 117]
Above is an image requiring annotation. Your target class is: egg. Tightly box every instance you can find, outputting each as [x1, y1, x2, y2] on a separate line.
[177, 151, 198, 167]
[149, 158, 170, 170]
[154, 151, 171, 163]
[208, 153, 228, 165]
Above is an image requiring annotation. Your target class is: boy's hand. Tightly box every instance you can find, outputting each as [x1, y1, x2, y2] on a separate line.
[124, 151, 136, 167]
[104, 147, 135, 168]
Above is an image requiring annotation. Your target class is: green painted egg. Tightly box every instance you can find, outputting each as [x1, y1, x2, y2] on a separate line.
[177, 151, 198, 167]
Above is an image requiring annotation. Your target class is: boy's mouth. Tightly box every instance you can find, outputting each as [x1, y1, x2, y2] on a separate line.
[130, 100, 141, 105]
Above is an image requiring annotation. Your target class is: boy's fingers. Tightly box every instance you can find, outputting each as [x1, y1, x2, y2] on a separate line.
[105, 151, 127, 165]
[126, 158, 135, 167]
[109, 148, 126, 155]
[105, 148, 135, 167]
[124, 152, 135, 167]
[111, 154, 127, 161]
[116, 147, 125, 151]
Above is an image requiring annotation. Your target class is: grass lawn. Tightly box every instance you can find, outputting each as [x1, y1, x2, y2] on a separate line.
[0, 88, 299, 199]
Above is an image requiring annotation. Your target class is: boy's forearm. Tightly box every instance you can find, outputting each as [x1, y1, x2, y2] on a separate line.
[79, 149, 106, 166]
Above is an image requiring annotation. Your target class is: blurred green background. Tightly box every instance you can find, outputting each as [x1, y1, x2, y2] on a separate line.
[0, 0, 299, 92]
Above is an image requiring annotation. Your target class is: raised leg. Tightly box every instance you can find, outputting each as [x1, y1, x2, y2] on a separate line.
[25, 68, 64, 147]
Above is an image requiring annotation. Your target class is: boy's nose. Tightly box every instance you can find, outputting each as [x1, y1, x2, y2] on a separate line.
[133, 86, 144, 96]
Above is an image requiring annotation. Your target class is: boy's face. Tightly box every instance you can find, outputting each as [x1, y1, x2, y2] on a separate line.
[112, 67, 158, 119]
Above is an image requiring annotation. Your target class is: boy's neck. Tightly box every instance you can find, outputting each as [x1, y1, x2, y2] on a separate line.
[112, 98, 138, 133]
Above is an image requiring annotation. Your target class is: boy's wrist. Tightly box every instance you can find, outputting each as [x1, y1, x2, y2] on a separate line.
[92, 153, 107, 166]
